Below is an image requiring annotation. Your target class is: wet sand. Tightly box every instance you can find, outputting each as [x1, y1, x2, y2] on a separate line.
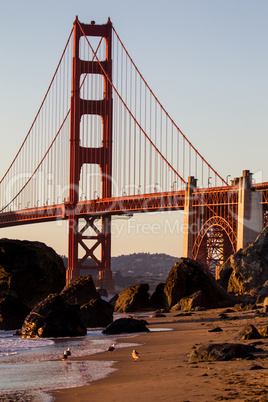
[50, 308, 268, 401]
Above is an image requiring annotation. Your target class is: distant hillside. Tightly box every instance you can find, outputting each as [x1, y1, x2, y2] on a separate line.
[61, 252, 179, 291]
[111, 252, 178, 277]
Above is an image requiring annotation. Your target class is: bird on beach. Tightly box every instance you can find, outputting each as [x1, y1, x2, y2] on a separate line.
[62, 351, 68, 361]
[66, 348, 71, 357]
[132, 349, 140, 362]
[106, 343, 116, 354]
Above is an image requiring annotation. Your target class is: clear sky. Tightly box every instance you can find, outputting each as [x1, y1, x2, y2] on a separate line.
[0, 0, 267, 258]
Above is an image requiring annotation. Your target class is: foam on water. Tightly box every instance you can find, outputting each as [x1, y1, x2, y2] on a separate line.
[0, 327, 140, 400]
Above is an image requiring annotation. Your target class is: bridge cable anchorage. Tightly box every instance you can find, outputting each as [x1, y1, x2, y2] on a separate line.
[77, 20, 186, 185]
[112, 26, 228, 187]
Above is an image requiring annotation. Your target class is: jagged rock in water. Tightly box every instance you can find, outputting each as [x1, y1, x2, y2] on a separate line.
[164, 257, 237, 310]
[0, 295, 31, 330]
[102, 317, 149, 335]
[114, 283, 150, 313]
[188, 343, 259, 363]
[60, 275, 99, 305]
[149, 283, 167, 310]
[80, 298, 113, 328]
[21, 293, 87, 338]
[234, 324, 261, 341]
[218, 226, 268, 295]
[0, 239, 66, 309]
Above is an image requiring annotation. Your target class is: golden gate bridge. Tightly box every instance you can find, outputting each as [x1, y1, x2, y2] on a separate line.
[0, 17, 267, 287]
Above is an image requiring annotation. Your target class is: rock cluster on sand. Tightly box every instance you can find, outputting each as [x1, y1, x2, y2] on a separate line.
[188, 343, 260, 363]
[154, 257, 238, 311]
[114, 283, 150, 313]
[21, 293, 87, 338]
[218, 226, 268, 296]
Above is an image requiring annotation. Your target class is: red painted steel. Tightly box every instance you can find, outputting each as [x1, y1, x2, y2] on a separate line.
[1, 18, 268, 283]
[67, 17, 113, 283]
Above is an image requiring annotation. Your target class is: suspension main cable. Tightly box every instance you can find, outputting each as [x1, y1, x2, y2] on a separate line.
[112, 26, 227, 186]
[77, 20, 186, 184]
[0, 27, 74, 185]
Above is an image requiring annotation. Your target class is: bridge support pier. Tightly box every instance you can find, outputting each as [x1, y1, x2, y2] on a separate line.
[236, 170, 263, 250]
[183, 176, 197, 259]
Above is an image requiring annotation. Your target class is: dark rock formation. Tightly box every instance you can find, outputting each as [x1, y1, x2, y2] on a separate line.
[171, 290, 205, 311]
[0, 295, 31, 330]
[218, 226, 268, 295]
[149, 283, 167, 310]
[235, 324, 261, 341]
[80, 298, 113, 328]
[21, 293, 87, 338]
[188, 343, 260, 363]
[0, 239, 65, 309]
[60, 275, 99, 305]
[164, 258, 237, 310]
[102, 317, 149, 335]
[114, 284, 150, 313]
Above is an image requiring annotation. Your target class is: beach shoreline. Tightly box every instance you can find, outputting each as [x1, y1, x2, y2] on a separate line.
[49, 308, 268, 402]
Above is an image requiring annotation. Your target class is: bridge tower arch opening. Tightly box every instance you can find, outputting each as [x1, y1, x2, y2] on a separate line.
[192, 216, 237, 276]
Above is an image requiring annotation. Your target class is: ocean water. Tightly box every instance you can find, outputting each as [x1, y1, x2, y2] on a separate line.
[0, 326, 139, 401]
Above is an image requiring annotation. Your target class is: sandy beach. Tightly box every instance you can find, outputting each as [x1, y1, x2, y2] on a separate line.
[49, 308, 268, 402]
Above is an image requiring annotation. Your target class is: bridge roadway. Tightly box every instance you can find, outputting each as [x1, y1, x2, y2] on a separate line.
[0, 183, 267, 228]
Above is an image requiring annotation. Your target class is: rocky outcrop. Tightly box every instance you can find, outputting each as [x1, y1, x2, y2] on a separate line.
[188, 343, 260, 363]
[164, 258, 237, 310]
[60, 275, 99, 305]
[102, 317, 149, 335]
[114, 284, 150, 313]
[0, 295, 31, 330]
[218, 226, 268, 295]
[0, 239, 66, 309]
[21, 293, 87, 338]
[80, 298, 113, 328]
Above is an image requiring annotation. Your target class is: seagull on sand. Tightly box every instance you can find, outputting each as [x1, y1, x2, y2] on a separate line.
[62, 351, 68, 361]
[106, 343, 116, 354]
[132, 349, 140, 362]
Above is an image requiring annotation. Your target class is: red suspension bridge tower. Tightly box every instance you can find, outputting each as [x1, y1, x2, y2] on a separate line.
[67, 17, 113, 286]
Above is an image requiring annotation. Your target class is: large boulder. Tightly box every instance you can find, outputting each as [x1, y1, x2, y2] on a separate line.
[0, 295, 31, 330]
[114, 284, 150, 313]
[80, 298, 113, 328]
[218, 226, 268, 295]
[102, 317, 149, 335]
[0, 239, 65, 309]
[164, 257, 236, 309]
[188, 343, 260, 363]
[60, 275, 99, 305]
[21, 293, 87, 338]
